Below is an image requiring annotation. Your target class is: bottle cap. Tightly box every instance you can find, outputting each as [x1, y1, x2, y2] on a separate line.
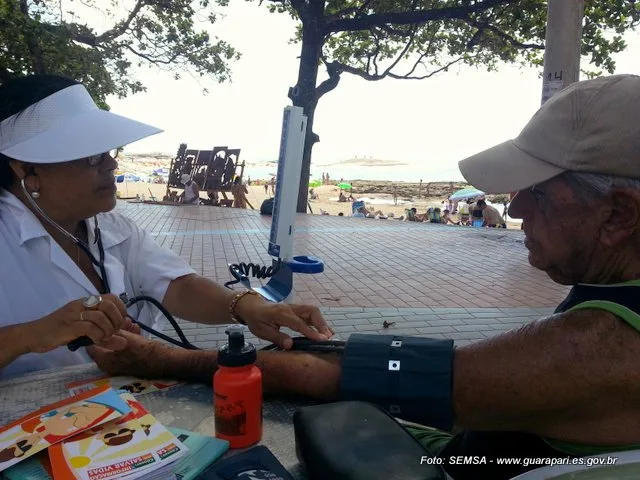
[218, 325, 257, 367]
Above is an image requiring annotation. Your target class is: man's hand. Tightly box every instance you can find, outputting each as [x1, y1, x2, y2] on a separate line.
[236, 295, 335, 349]
[87, 330, 162, 377]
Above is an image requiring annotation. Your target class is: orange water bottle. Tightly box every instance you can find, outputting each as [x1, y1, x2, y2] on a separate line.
[213, 325, 263, 448]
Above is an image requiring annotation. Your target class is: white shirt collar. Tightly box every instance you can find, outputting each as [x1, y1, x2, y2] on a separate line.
[0, 190, 50, 246]
[0, 190, 129, 249]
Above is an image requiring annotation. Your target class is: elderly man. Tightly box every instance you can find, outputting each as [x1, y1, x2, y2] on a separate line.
[84, 74, 640, 479]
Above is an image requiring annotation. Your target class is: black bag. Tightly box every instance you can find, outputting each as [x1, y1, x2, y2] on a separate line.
[293, 401, 446, 480]
[260, 197, 274, 215]
[200, 445, 293, 480]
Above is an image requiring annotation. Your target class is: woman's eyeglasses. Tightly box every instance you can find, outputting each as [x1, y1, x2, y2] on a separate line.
[86, 149, 119, 167]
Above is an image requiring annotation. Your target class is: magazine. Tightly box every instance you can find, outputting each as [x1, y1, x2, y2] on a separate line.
[48, 393, 188, 480]
[0, 386, 130, 473]
[66, 376, 182, 397]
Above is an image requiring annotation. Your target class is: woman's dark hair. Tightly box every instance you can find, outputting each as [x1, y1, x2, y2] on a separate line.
[0, 74, 80, 190]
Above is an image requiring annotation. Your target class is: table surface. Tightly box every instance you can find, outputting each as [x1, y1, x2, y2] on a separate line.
[0, 364, 316, 479]
[6, 366, 639, 480]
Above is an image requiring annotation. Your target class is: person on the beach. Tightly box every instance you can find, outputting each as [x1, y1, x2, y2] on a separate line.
[469, 198, 483, 225]
[231, 177, 248, 209]
[353, 205, 386, 219]
[429, 207, 443, 223]
[180, 174, 200, 205]
[477, 199, 506, 228]
[408, 207, 427, 222]
[441, 209, 458, 225]
[457, 201, 470, 225]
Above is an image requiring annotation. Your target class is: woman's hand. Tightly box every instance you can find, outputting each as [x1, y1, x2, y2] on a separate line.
[26, 294, 131, 353]
[235, 294, 335, 349]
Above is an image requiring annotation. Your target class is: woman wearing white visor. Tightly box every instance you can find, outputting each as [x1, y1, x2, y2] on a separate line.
[0, 75, 334, 380]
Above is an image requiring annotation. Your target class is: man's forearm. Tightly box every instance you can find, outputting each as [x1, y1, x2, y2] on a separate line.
[0, 324, 31, 369]
[134, 346, 342, 400]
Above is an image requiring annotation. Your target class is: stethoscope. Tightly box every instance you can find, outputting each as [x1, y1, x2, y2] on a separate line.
[20, 178, 199, 351]
[19, 179, 347, 355]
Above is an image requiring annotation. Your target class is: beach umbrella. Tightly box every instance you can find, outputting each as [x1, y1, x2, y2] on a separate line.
[309, 180, 322, 188]
[336, 182, 352, 190]
[449, 187, 484, 201]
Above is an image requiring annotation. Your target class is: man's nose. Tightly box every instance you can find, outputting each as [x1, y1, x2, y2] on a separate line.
[508, 191, 526, 219]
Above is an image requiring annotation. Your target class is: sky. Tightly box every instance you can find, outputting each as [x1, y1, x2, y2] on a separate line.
[103, 2, 640, 175]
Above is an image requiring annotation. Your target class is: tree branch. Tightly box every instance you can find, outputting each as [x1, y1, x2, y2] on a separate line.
[325, 0, 518, 34]
[68, 0, 149, 47]
[469, 21, 544, 49]
[327, 0, 375, 22]
[315, 60, 343, 99]
[125, 44, 180, 65]
[326, 55, 466, 82]
[404, 27, 440, 78]
[380, 26, 417, 77]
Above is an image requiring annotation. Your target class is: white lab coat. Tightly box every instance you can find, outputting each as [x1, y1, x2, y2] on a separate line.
[0, 191, 195, 380]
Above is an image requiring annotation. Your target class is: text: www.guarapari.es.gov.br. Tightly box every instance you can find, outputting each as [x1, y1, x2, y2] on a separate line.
[419, 455, 619, 468]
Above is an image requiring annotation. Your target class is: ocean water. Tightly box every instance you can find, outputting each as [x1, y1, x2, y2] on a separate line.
[242, 163, 465, 183]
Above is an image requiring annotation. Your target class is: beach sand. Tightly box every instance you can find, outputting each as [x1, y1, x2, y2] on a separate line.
[117, 183, 520, 228]
[115, 157, 519, 228]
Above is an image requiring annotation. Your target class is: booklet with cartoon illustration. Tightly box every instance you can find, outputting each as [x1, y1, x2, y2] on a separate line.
[4, 427, 229, 480]
[65, 375, 182, 397]
[48, 392, 188, 480]
[3, 428, 229, 480]
[0, 386, 131, 473]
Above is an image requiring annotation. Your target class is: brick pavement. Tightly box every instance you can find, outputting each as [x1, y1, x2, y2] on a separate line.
[115, 201, 568, 348]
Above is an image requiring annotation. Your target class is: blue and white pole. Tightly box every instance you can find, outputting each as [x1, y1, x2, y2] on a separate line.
[253, 106, 323, 304]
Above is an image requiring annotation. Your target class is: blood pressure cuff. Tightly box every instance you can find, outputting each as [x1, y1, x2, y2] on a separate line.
[293, 401, 446, 480]
[339, 334, 455, 431]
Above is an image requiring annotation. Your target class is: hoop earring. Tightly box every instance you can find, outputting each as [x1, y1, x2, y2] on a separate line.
[31, 191, 40, 199]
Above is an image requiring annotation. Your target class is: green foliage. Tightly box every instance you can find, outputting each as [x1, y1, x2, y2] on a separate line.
[258, 0, 639, 88]
[0, 0, 239, 107]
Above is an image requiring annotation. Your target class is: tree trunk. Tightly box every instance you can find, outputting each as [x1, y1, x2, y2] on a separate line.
[19, 0, 45, 74]
[289, 21, 323, 213]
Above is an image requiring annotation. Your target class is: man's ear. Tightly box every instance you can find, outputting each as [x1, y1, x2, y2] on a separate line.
[599, 189, 640, 247]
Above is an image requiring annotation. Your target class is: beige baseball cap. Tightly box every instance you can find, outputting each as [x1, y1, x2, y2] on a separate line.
[458, 74, 640, 193]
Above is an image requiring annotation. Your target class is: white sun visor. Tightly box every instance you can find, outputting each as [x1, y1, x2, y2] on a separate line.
[0, 84, 163, 163]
